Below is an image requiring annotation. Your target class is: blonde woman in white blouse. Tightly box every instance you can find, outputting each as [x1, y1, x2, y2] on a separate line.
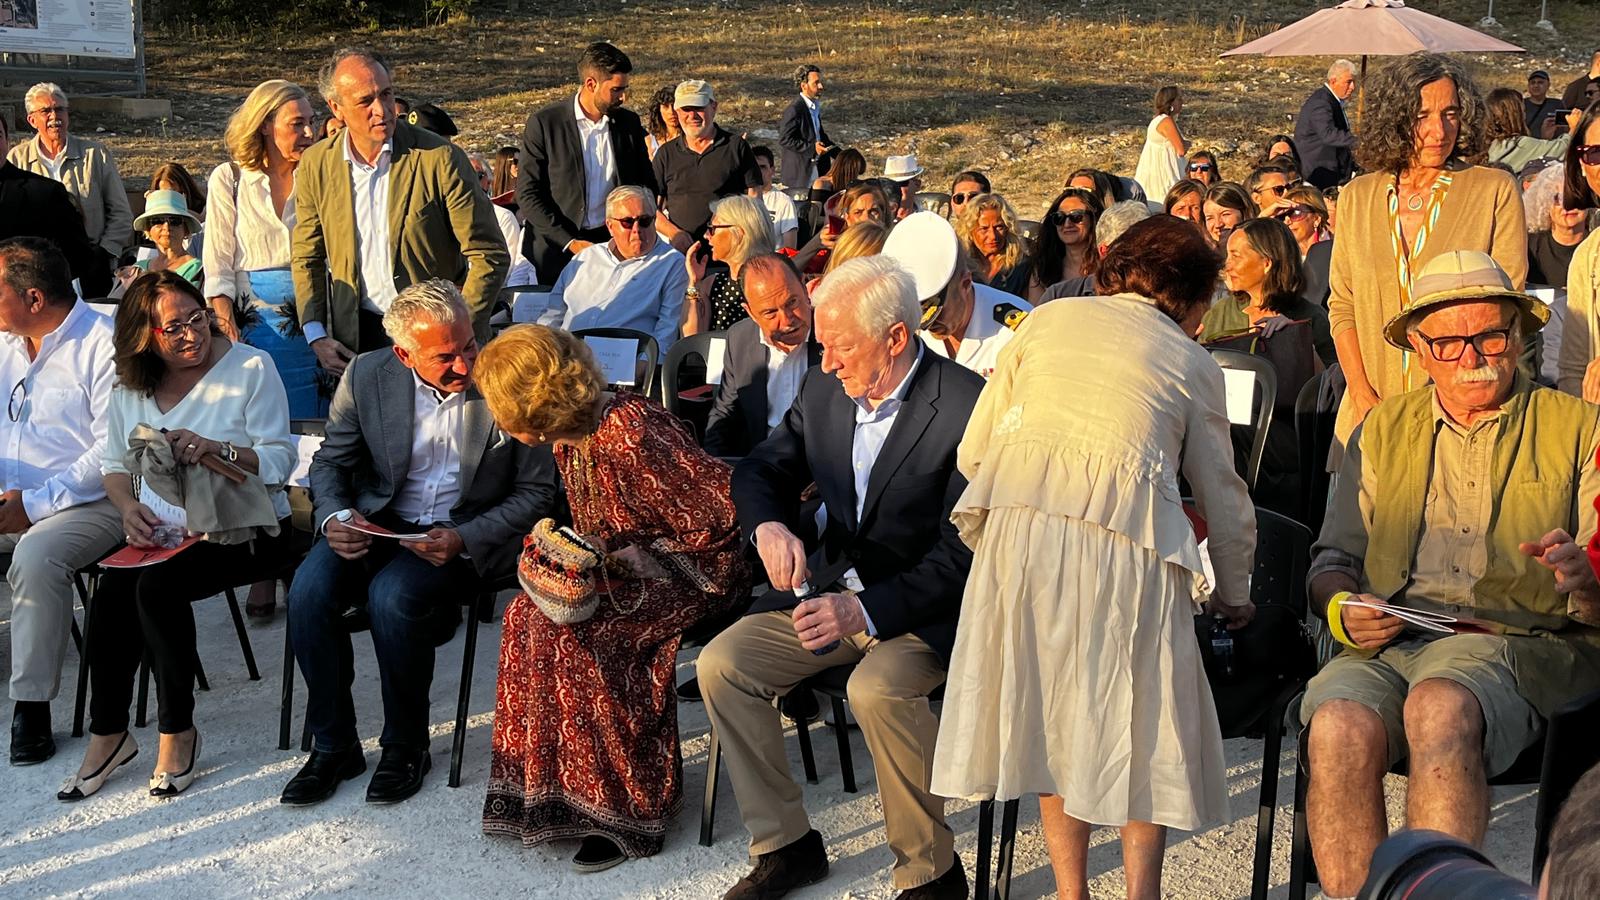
[203, 80, 322, 419]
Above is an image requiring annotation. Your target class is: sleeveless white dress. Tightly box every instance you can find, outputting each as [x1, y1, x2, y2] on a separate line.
[1134, 114, 1184, 203]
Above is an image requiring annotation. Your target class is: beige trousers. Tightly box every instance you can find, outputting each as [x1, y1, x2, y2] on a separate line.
[697, 610, 953, 889]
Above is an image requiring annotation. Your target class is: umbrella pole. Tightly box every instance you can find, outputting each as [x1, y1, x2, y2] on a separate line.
[1358, 55, 1367, 127]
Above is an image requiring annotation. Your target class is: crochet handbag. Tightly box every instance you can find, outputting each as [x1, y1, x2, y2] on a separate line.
[518, 518, 606, 624]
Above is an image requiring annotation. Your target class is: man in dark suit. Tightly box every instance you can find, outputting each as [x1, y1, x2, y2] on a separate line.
[703, 254, 821, 457]
[0, 115, 98, 290]
[777, 64, 832, 197]
[516, 41, 656, 285]
[700, 256, 982, 900]
[1294, 59, 1359, 190]
[282, 280, 556, 807]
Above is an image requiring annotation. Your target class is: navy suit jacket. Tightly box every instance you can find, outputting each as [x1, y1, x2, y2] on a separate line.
[777, 95, 831, 191]
[732, 352, 984, 660]
[703, 318, 824, 457]
[1294, 86, 1356, 190]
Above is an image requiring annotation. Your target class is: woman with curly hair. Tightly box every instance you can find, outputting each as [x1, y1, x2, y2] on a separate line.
[955, 192, 1033, 297]
[644, 85, 680, 159]
[1327, 52, 1526, 448]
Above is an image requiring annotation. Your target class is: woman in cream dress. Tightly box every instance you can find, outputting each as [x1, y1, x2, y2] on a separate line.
[931, 216, 1256, 900]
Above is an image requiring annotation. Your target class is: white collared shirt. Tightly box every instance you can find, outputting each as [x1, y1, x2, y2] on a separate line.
[203, 162, 298, 301]
[919, 284, 1030, 379]
[574, 94, 618, 230]
[346, 134, 396, 315]
[538, 235, 687, 352]
[761, 329, 811, 431]
[40, 143, 66, 182]
[0, 301, 117, 522]
[388, 371, 466, 526]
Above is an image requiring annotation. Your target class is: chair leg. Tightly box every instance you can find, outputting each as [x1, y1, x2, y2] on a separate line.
[994, 799, 1019, 900]
[70, 616, 84, 656]
[1288, 739, 1313, 900]
[135, 656, 150, 728]
[477, 589, 495, 624]
[794, 704, 819, 785]
[72, 572, 94, 738]
[279, 628, 295, 751]
[1251, 691, 1290, 900]
[975, 800, 994, 900]
[193, 650, 210, 692]
[449, 599, 481, 788]
[700, 725, 721, 847]
[224, 587, 260, 681]
[830, 696, 856, 793]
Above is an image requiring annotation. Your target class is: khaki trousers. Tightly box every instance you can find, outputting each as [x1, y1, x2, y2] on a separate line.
[0, 499, 123, 702]
[698, 610, 953, 889]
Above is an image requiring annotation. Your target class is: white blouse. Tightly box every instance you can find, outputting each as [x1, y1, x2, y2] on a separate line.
[202, 162, 298, 301]
[102, 341, 295, 520]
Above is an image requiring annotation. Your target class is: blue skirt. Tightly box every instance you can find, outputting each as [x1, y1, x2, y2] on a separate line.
[245, 268, 328, 419]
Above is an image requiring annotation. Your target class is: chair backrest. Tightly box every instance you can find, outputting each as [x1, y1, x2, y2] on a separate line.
[573, 327, 662, 399]
[1250, 507, 1313, 618]
[660, 330, 728, 420]
[501, 284, 555, 326]
[1016, 219, 1042, 242]
[1293, 362, 1344, 536]
[1209, 348, 1277, 493]
[914, 191, 951, 217]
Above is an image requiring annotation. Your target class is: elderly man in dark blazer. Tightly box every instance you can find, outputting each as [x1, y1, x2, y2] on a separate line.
[777, 64, 832, 196]
[516, 41, 656, 285]
[282, 280, 556, 808]
[703, 254, 822, 457]
[1294, 59, 1359, 190]
[699, 256, 982, 900]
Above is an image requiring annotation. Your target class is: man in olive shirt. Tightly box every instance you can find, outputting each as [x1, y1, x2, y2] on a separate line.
[651, 80, 762, 249]
[1300, 252, 1600, 898]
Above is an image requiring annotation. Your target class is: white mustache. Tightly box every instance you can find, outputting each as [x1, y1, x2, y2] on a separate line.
[1455, 365, 1501, 384]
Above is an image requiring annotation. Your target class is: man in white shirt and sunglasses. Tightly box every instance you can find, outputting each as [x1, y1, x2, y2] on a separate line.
[0, 237, 121, 766]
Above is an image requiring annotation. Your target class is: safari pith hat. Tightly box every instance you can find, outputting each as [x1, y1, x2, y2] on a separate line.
[1382, 250, 1549, 351]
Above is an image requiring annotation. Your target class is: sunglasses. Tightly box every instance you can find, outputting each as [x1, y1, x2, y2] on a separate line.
[8, 377, 27, 423]
[147, 216, 188, 229]
[1048, 209, 1090, 226]
[610, 214, 656, 230]
[1188, 163, 1214, 173]
[1273, 205, 1313, 221]
[704, 222, 736, 235]
[1578, 144, 1600, 166]
[1256, 183, 1290, 197]
[152, 309, 213, 339]
[951, 192, 981, 205]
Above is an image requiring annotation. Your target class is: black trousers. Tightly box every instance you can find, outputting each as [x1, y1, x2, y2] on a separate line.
[87, 526, 286, 736]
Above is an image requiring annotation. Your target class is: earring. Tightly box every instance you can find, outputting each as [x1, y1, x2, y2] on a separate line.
[538, 433, 546, 442]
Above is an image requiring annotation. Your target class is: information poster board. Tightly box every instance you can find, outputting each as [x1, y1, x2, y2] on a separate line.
[0, 0, 135, 59]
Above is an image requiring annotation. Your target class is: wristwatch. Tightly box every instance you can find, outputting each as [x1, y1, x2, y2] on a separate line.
[220, 441, 239, 463]
[685, 285, 700, 299]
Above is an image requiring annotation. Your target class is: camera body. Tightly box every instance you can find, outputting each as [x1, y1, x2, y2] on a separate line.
[1358, 829, 1535, 900]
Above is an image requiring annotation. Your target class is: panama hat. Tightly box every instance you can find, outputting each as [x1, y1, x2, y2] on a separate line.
[1382, 250, 1549, 351]
[134, 190, 201, 234]
[882, 154, 925, 182]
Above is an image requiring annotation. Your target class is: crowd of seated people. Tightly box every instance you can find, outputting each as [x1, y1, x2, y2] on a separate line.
[9, 38, 1600, 900]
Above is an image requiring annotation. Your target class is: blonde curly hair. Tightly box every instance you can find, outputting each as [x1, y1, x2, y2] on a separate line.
[476, 325, 605, 439]
[952, 192, 1026, 277]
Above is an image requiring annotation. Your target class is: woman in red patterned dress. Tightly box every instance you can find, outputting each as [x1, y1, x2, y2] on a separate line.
[473, 325, 748, 871]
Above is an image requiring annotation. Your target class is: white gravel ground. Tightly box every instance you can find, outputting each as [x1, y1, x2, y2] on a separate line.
[0, 587, 1539, 899]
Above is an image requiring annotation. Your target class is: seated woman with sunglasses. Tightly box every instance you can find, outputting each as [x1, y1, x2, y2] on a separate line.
[1260, 184, 1334, 306]
[124, 190, 204, 289]
[1030, 186, 1105, 301]
[60, 271, 293, 802]
[1185, 150, 1222, 186]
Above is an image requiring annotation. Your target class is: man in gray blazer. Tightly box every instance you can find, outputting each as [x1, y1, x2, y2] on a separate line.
[282, 279, 557, 807]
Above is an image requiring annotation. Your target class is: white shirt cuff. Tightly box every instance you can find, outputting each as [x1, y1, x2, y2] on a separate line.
[303, 321, 329, 345]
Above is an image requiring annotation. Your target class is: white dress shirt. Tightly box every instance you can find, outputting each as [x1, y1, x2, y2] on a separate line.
[0, 301, 117, 522]
[203, 162, 298, 300]
[574, 94, 618, 230]
[493, 204, 539, 287]
[919, 284, 1030, 379]
[388, 372, 466, 526]
[303, 136, 395, 346]
[539, 236, 687, 352]
[761, 329, 811, 431]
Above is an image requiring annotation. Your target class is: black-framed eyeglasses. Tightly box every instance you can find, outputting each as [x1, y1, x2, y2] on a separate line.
[29, 105, 67, 117]
[609, 214, 656, 230]
[1414, 327, 1513, 362]
[1577, 144, 1600, 167]
[147, 216, 187, 229]
[1048, 209, 1089, 226]
[152, 309, 213, 339]
[7, 378, 26, 423]
[704, 223, 736, 235]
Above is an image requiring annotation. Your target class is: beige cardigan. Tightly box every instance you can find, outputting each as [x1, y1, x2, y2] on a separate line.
[1557, 229, 1600, 396]
[1327, 165, 1527, 443]
[6, 134, 133, 256]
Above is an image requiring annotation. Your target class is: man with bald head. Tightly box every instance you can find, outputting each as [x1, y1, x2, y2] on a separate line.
[703, 253, 821, 457]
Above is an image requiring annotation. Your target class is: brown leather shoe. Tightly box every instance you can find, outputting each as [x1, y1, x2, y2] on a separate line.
[895, 859, 968, 900]
[723, 829, 829, 899]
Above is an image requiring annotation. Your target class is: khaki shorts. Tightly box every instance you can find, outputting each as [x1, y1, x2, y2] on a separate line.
[1300, 634, 1542, 776]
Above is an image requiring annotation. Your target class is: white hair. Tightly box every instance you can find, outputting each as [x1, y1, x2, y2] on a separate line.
[383, 278, 468, 351]
[605, 185, 657, 217]
[1327, 59, 1356, 82]
[1096, 200, 1152, 249]
[1523, 163, 1566, 233]
[811, 256, 919, 338]
[24, 82, 67, 112]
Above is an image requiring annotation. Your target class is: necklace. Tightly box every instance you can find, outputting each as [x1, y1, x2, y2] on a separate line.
[1407, 194, 1424, 212]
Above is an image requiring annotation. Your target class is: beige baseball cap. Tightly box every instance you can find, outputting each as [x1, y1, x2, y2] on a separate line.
[674, 80, 715, 108]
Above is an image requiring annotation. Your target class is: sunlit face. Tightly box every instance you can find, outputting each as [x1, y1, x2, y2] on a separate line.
[1169, 190, 1202, 226]
[846, 193, 886, 226]
[1052, 197, 1092, 246]
[1330, 71, 1357, 101]
[1250, 171, 1291, 207]
[815, 304, 909, 401]
[605, 195, 657, 259]
[705, 216, 740, 261]
[1204, 200, 1243, 244]
[1187, 158, 1217, 186]
[743, 266, 812, 351]
[1409, 301, 1519, 417]
[1269, 140, 1293, 160]
[951, 179, 986, 213]
[393, 313, 478, 394]
[25, 93, 69, 145]
[1222, 230, 1271, 296]
[801, 70, 825, 100]
[586, 73, 630, 116]
[677, 103, 716, 140]
[144, 215, 191, 253]
[1069, 175, 1097, 193]
[1551, 195, 1587, 231]
[974, 208, 1009, 257]
[264, 98, 316, 166]
[329, 57, 397, 150]
[1412, 77, 1462, 170]
[151, 291, 214, 371]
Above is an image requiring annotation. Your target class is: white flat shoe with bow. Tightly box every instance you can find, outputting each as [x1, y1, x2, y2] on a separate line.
[57, 732, 139, 802]
[149, 730, 202, 799]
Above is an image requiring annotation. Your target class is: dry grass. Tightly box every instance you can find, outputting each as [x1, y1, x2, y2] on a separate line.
[69, 0, 1600, 217]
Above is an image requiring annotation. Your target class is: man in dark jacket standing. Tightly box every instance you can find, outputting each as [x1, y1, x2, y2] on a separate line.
[777, 64, 832, 198]
[516, 42, 656, 284]
[1294, 59, 1359, 190]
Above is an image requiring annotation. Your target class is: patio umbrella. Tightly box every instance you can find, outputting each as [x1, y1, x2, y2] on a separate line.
[1221, 0, 1523, 119]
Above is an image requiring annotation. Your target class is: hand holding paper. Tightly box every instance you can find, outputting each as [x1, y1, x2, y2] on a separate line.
[1339, 594, 1407, 649]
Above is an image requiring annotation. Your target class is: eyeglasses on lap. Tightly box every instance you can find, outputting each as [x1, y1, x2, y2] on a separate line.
[609, 214, 656, 231]
[152, 309, 214, 339]
[1414, 327, 1513, 362]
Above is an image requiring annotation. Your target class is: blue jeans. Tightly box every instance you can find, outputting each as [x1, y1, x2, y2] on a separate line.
[287, 535, 476, 752]
[245, 268, 327, 419]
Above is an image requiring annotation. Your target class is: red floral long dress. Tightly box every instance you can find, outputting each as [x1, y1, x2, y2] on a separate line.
[482, 393, 748, 857]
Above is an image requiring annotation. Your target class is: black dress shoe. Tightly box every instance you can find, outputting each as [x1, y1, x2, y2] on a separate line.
[365, 746, 431, 804]
[779, 689, 819, 725]
[10, 701, 55, 766]
[895, 859, 968, 900]
[676, 676, 702, 701]
[281, 745, 367, 806]
[723, 829, 829, 899]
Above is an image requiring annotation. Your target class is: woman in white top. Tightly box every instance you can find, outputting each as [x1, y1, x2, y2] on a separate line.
[1134, 85, 1188, 202]
[203, 80, 323, 419]
[60, 272, 293, 803]
[932, 216, 1255, 899]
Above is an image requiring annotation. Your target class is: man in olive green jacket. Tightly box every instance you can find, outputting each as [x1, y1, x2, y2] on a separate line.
[1300, 251, 1600, 898]
[292, 48, 508, 377]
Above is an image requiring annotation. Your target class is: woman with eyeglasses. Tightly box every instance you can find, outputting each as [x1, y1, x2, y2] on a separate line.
[59, 271, 292, 803]
[954, 192, 1034, 298]
[1134, 85, 1188, 202]
[1555, 107, 1600, 400]
[949, 170, 991, 218]
[1031, 187, 1105, 300]
[684, 195, 777, 335]
[1328, 53, 1525, 450]
[1185, 150, 1222, 186]
[1164, 179, 1205, 228]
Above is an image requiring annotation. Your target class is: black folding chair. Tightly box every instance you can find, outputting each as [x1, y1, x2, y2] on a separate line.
[495, 284, 554, 332]
[1015, 219, 1042, 242]
[1209, 348, 1278, 494]
[660, 330, 728, 442]
[1293, 363, 1343, 538]
[572, 327, 662, 400]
